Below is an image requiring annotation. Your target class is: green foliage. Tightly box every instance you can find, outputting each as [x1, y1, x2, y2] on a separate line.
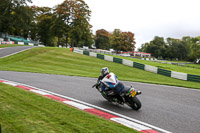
[94, 29, 136, 52]
[0, 0, 93, 47]
[148, 36, 166, 58]
[166, 38, 188, 60]
[140, 36, 200, 62]
[95, 29, 111, 50]
[55, 0, 93, 47]
[110, 29, 136, 53]
[120, 32, 136, 51]
[36, 7, 56, 46]
[0, 0, 33, 37]
[182, 36, 200, 62]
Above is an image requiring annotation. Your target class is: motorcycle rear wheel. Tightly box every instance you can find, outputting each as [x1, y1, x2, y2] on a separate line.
[129, 96, 141, 110]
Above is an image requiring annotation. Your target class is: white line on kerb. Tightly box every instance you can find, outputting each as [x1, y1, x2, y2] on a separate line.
[0, 78, 172, 133]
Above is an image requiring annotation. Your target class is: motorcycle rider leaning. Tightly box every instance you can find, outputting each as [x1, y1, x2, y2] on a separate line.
[96, 67, 124, 103]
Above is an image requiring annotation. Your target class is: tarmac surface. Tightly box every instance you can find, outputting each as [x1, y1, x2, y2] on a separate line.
[0, 46, 35, 58]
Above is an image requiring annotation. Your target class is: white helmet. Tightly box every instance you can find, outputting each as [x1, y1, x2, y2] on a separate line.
[101, 67, 109, 76]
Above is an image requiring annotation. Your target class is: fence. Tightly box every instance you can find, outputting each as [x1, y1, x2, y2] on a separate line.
[72, 48, 200, 83]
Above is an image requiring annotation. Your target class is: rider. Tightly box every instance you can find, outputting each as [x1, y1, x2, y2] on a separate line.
[96, 67, 124, 103]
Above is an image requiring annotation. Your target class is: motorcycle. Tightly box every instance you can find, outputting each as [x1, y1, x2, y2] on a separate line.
[92, 73, 142, 110]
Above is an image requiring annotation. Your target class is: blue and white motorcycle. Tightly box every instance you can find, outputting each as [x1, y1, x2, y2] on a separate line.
[92, 73, 142, 110]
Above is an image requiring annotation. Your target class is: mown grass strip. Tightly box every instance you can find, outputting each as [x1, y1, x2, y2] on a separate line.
[0, 47, 200, 89]
[0, 83, 139, 133]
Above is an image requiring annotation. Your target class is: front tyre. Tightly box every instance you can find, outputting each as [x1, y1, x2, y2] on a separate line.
[101, 92, 112, 102]
[129, 97, 141, 110]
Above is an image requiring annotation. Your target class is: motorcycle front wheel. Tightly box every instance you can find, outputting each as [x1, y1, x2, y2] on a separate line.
[101, 92, 113, 102]
[129, 96, 141, 110]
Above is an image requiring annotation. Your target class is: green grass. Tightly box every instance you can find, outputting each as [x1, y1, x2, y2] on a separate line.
[0, 44, 22, 48]
[102, 54, 200, 75]
[0, 47, 200, 89]
[0, 83, 139, 133]
[185, 64, 200, 69]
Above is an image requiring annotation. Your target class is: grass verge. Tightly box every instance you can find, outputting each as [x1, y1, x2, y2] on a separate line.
[0, 83, 139, 133]
[0, 44, 22, 48]
[0, 47, 200, 89]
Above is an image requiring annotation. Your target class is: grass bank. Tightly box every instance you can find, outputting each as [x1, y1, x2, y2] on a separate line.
[0, 83, 138, 133]
[0, 47, 200, 89]
[0, 44, 22, 48]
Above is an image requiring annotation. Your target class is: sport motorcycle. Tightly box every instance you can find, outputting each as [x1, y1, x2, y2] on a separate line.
[92, 73, 142, 110]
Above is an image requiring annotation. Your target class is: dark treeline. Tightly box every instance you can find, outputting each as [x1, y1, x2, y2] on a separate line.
[0, 0, 94, 47]
[138, 36, 200, 62]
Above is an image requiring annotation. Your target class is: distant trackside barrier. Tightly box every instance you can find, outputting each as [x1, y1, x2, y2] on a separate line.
[72, 48, 200, 83]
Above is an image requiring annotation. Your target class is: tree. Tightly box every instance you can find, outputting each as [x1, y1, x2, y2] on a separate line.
[182, 36, 200, 62]
[121, 32, 136, 51]
[166, 38, 188, 60]
[55, 0, 92, 47]
[139, 36, 168, 58]
[110, 29, 122, 53]
[138, 42, 150, 52]
[0, 0, 33, 37]
[110, 29, 136, 53]
[139, 36, 200, 61]
[95, 29, 111, 50]
[36, 7, 56, 46]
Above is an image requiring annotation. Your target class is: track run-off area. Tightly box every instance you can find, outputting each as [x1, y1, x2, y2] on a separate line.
[0, 46, 200, 133]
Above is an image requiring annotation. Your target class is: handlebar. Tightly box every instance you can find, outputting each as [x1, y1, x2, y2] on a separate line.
[92, 82, 100, 88]
[92, 84, 97, 88]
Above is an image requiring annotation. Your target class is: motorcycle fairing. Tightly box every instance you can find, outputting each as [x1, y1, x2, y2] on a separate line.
[101, 73, 119, 88]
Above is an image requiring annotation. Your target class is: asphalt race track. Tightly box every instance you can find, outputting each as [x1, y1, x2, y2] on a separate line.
[0, 46, 35, 58]
[0, 46, 200, 133]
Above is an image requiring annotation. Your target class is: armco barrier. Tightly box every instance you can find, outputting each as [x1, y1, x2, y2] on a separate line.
[73, 48, 200, 83]
[122, 59, 133, 67]
[134, 62, 145, 70]
[104, 55, 113, 62]
[187, 74, 200, 82]
[171, 71, 187, 80]
[158, 68, 171, 77]
[113, 57, 123, 64]
[83, 51, 89, 56]
[89, 52, 97, 57]
[144, 65, 158, 73]
[97, 54, 104, 60]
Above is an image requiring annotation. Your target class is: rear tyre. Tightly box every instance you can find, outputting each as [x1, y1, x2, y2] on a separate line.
[129, 97, 141, 110]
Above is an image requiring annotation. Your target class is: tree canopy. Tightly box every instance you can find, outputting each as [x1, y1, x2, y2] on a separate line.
[95, 29, 136, 52]
[95, 29, 111, 50]
[139, 36, 200, 62]
[0, 0, 93, 47]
